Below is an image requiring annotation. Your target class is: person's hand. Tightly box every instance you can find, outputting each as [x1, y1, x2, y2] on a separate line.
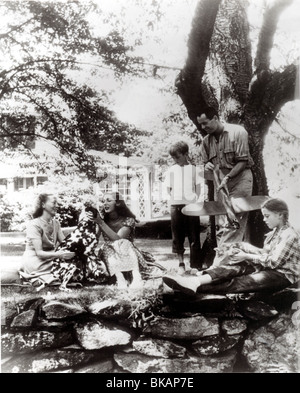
[56, 249, 75, 260]
[86, 211, 94, 221]
[204, 162, 215, 171]
[228, 251, 248, 265]
[86, 210, 103, 226]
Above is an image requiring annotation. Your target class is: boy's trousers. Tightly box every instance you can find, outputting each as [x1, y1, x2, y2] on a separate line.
[170, 204, 202, 269]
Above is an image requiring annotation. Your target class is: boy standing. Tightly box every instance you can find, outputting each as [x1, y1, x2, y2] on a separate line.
[164, 141, 204, 273]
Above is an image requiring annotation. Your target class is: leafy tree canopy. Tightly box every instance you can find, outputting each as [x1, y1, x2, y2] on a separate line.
[0, 0, 152, 179]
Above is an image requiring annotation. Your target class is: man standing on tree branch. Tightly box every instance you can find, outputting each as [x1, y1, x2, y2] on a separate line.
[197, 107, 254, 245]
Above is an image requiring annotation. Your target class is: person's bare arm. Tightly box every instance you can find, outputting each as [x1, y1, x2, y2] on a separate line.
[31, 239, 74, 260]
[93, 213, 131, 241]
[226, 161, 247, 179]
[217, 161, 247, 191]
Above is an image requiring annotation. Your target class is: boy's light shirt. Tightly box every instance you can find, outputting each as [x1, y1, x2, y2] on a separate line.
[164, 164, 205, 205]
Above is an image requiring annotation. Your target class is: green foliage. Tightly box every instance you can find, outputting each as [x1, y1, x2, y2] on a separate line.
[0, 197, 16, 232]
[0, 0, 148, 179]
[0, 191, 32, 232]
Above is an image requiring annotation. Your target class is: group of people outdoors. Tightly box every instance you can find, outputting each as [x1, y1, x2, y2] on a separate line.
[162, 107, 299, 294]
[3, 107, 300, 295]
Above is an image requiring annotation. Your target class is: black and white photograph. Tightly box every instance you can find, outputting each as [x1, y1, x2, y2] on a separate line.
[0, 0, 300, 376]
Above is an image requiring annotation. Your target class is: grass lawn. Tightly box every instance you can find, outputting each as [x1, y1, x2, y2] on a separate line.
[0, 233, 207, 273]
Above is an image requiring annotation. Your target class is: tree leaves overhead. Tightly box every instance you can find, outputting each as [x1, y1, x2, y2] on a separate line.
[0, 0, 147, 179]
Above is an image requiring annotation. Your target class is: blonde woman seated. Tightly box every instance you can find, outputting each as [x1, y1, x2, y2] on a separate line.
[88, 192, 149, 289]
[163, 199, 300, 295]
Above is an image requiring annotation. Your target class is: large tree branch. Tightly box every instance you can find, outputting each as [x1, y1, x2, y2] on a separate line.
[263, 63, 298, 117]
[209, 0, 252, 108]
[175, 0, 221, 128]
[255, 0, 293, 73]
[185, 0, 221, 79]
[275, 118, 300, 141]
[0, 17, 35, 39]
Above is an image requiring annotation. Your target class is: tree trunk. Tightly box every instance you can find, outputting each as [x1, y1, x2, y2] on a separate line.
[176, 0, 298, 251]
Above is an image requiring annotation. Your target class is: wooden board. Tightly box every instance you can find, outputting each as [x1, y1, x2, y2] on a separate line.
[182, 196, 269, 217]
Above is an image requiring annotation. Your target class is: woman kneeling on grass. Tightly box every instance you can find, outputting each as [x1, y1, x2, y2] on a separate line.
[163, 198, 300, 295]
[19, 194, 75, 288]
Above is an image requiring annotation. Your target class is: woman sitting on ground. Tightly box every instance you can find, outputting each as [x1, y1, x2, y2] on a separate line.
[163, 198, 300, 295]
[89, 192, 149, 289]
[19, 194, 75, 288]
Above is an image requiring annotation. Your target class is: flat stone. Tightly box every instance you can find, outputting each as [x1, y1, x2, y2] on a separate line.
[42, 301, 87, 320]
[1, 330, 74, 355]
[35, 320, 70, 331]
[87, 299, 131, 319]
[263, 286, 300, 312]
[237, 300, 279, 320]
[192, 335, 241, 356]
[1, 301, 18, 326]
[75, 321, 131, 350]
[242, 313, 300, 373]
[1, 349, 96, 373]
[11, 309, 37, 328]
[163, 293, 230, 314]
[221, 319, 248, 335]
[132, 338, 187, 358]
[50, 369, 74, 373]
[28, 298, 46, 311]
[114, 350, 237, 373]
[74, 359, 114, 373]
[21, 297, 45, 312]
[143, 316, 219, 340]
[1, 356, 13, 366]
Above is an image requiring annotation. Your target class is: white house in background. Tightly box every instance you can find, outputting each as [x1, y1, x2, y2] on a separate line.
[0, 140, 169, 221]
[84, 150, 169, 221]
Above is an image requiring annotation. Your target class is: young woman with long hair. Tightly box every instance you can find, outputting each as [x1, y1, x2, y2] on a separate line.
[163, 198, 300, 295]
[89, 192, 149, 289]
[19, 194, 75, 287]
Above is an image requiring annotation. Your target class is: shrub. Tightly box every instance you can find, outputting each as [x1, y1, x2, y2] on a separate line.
[0, 175, 102, 231]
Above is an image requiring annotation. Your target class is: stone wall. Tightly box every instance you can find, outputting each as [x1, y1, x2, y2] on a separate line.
[1, 282, 300, 373]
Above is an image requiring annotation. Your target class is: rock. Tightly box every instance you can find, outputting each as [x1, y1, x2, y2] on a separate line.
[237, 300, 279, 320]
[1, 330, 74, 355]
[132, 338, 186, 359]
[21, 297, 45, 312]
[42, 301, 86, 320]
[75, 321, 131, 350]
[114, 350, 237, 373]
[221, 319, 248, 335]
[192, 335, 241, 356]
[28, 298, 46, 311]
[51, 369, 74, 373]
[1, 356, 13, 366]
[1, 301, 18, 326]
[11, 309, 37, 328]
[74, 359, 114, 373]
[163, 293, 230, 314]
[35, 320, 70, 331]
[1, 349, 96, 373]
[143, 316, 219, 340]
[87, 299, 131, 319]
[242, 313, 300, 373]
[263, 286, 300, 312]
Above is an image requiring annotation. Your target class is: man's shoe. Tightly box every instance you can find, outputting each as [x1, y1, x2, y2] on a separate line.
[163, 274, 200, 296]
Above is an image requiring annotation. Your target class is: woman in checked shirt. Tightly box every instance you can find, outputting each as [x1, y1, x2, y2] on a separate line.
[163, 198, 300, 295]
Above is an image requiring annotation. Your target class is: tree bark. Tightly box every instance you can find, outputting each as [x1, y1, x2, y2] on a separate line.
[175, 0, 221, 133]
